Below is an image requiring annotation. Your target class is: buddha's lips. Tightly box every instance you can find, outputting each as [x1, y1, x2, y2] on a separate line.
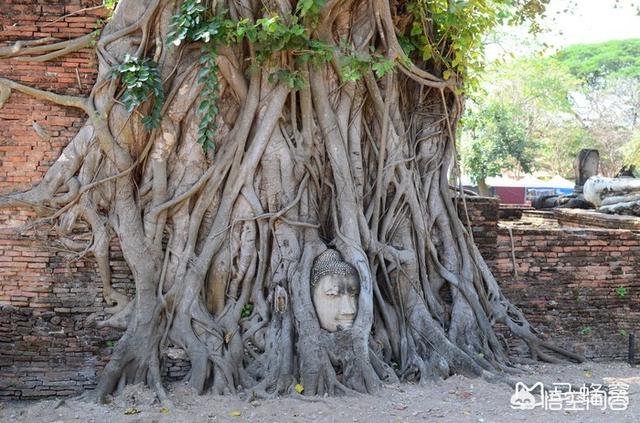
[337, 320, 354, 328]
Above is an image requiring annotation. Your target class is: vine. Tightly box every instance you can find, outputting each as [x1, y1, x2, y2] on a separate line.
[166, 0, 207, 46]
[166, 2, 333, 151]
[339, 44, 397, 82]
[107, 54, 164, 130]
[196, 44, 219, 151]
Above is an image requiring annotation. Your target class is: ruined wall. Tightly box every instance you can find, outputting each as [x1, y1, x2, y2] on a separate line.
[0, 231, 123, 398]
[493, 226, 640, 361]
[0, 0, 111, 399]
[455, 196, 499, 260]
[0, 0, 101, 194]
[462, 198, 640, 361]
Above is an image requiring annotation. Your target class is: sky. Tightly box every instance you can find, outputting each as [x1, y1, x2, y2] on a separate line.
[540, 0, 640, 48]
[486, 0, 640, 59]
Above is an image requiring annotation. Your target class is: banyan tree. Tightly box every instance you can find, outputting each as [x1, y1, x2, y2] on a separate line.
[0, 0, 581, 402]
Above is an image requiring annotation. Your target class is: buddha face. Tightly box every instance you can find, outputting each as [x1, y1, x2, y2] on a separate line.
[312, 273, 359, 332]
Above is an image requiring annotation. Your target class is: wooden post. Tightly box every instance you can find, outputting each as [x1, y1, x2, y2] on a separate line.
[629, 333, 636, 367]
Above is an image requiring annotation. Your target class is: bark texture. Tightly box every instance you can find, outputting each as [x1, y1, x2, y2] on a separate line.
[0, 0, 582, 402]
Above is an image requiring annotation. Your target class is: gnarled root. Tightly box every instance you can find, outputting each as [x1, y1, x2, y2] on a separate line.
[0, 0, 583, 402]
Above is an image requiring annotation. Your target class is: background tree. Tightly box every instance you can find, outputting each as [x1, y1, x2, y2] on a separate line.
[463, 39, 640, 180]
[0, 0, 580, 402]
[462, 101, 535, 195]
[462, 56, 588, 179]
[555, 39, 640, 175]
[556, 39, 640, 85]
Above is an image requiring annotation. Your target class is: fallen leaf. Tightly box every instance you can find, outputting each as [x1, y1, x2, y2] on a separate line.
[160, 407, 170, 414]
[124, 407, 141, 415]
[294, 383, 304, 394]
[457, 391, 472, 400]
[229, 410, 241, 417]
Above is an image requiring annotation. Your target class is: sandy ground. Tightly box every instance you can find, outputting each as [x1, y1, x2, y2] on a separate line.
[1, 362, 639, 423]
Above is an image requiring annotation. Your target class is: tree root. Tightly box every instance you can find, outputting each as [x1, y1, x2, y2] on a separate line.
[0, 0, 583, 402]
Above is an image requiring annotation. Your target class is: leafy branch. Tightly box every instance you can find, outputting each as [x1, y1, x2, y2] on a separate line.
[165, 2, 335, 151]
[401, 0, 548, 92]
[108, 54, 164, 130]
[339, 44, 397, 82]
[196, 44, 219, 152]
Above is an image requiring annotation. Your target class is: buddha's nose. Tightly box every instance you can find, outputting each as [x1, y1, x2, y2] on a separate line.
[339, 295, 356, 316]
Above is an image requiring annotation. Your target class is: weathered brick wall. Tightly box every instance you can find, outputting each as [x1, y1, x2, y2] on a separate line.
[0, 225, 133, 399]
[493, 227, 640, 361]
[467, 199, 640, 360]
[455, 196, 499, 260]
[0, 0, 110, 399]
[0, 0, 104, 195]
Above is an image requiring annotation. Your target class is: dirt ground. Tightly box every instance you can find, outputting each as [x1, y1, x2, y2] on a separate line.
[1, 362, 639, 423]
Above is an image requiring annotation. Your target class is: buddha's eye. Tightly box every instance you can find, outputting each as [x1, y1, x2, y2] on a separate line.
[325, 290, 339, 296]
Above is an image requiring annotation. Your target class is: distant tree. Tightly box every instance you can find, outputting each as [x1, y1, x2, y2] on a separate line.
[494, 57, 588, 177]
[570, 77, 639, 175]
[622, 132, 640, 171]
[462, 57, 584, 182]
[556, 39, 640, 86]
[462, 101, 535, 195]
[557, 39, 640, 175]
[463, 39, 640, 183]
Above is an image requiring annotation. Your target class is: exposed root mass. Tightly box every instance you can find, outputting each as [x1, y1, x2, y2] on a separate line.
[0, 0, 582, 403]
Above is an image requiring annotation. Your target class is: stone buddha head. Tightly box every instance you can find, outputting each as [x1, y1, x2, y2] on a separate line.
[310, 249, 360, 332]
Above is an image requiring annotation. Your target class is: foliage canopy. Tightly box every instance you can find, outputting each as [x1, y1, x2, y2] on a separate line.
[463, 38, 640, 180]
[463, 101, 535, 183]
[556, 38, 640, 85]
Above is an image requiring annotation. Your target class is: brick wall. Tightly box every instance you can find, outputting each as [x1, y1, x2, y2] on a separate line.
[493, 226, 640, 361]
[455, 196, 499, 260]
[0, 0, 110, 399]
[0, 1, 104, 195]
[0, 225, 130, 399]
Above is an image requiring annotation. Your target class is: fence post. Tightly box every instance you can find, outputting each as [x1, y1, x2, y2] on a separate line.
[629, 333, 636, 367]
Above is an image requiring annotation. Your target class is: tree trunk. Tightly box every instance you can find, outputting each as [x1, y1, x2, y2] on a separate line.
[477, 178, 492, 197]
[0, 0, 581, 402]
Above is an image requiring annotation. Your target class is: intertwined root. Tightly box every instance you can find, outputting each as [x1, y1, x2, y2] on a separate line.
[0, 0, 582, 402]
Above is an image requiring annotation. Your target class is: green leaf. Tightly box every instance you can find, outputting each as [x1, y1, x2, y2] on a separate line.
[241, 303, 254, 318]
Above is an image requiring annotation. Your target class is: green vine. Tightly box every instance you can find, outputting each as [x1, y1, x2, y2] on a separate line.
[144, 0, 549, 149]
[166, 0, 207, 46]
[108, 54, 164, 130]
[339, 43, 397, 82]
[166, 1, 334, 152]
[196, 44, 219, 152]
